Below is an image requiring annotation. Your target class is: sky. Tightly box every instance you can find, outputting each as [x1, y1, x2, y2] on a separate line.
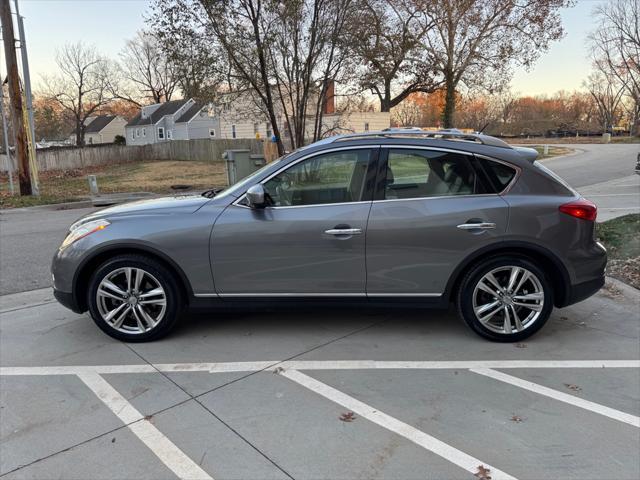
[15, 0, 605, 97]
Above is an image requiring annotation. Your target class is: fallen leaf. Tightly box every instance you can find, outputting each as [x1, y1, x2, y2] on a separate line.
[273, 367, 284, 374]
[143, 415, 153, 421]
[474, 464, 492, 479]
[111, 437, 116, 443]
[564, 383, 581, 391]
[339, 411, 356, 422]
[510, 415, 523, 423]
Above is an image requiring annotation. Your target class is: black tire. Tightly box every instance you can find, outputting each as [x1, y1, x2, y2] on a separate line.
[87, 254, 183, 342]
[457, 256, 553, 342]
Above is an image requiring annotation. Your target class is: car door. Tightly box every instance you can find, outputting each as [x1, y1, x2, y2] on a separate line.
[366, 147, 512, 297]
[211, 147, 377, 296]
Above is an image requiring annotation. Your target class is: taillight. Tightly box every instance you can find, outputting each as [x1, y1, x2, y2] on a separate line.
[559, 198, 597, 221]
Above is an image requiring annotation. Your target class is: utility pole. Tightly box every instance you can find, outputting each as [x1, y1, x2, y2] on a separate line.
[0, 81, 15, 194]
[0, 0, 31, 195]
[13, 0, 37, 194]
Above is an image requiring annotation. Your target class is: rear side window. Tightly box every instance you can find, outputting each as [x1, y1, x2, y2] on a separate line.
[475, 158, 517, 193]
[384, 149, 489, 200]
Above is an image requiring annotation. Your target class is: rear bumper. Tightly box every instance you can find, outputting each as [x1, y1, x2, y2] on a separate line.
[53, 288, 84, 314]
[559, 275, 605, 308]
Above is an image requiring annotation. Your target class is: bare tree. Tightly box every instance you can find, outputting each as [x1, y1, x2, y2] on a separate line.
[584, 64, 626, 132]
[425, 0, 571, 128]
[391, 97, 423, 126]
[268, 0, 353, 149]
[149, 0, 353, 153]
[116, 31, 179, 105]
[148, 3, 226, 101]
[346, 0, 440, 112]
[41, 43, 114, 146]
[590, 0, 640, 134]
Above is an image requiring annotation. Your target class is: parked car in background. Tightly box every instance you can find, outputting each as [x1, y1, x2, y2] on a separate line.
[52, 130, 606, 342]
[635, 152, 640, 175]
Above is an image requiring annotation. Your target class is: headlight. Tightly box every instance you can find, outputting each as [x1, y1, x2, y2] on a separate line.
[60, 219, 110, 250]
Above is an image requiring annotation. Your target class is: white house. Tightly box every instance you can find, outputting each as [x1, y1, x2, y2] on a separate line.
[125, 99, 221, 145]
[124, 92, 390, 147]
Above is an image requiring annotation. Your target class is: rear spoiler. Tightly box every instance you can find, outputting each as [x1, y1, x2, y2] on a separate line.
[514, 146, 539, 163]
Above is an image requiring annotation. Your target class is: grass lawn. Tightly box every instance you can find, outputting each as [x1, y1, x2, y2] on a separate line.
[0, 160, 227, 209]
[528, 145, 573, 159]
[597, 213, 640, 289]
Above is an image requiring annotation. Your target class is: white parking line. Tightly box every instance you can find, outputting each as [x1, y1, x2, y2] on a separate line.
[78, 373, 213, 480]
[277, 359, 640, 371]
[282, 369, 518, 480]
[2, 359, 638, 376]
[470, 368, 640, 428]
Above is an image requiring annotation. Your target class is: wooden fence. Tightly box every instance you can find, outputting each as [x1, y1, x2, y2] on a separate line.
[2, 139, 265, 172]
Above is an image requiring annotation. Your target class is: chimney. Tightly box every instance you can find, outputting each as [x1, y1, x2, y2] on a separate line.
[323, 80, 335, 115]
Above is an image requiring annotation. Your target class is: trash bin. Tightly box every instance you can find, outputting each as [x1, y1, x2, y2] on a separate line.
[223, 149, 266, 185]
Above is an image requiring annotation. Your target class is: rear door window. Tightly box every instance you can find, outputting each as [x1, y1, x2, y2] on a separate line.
[383, 149, 489, 199]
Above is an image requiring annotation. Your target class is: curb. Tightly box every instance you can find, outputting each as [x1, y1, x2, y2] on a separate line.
[605, 276, 640, 296]
[1, 193, 157, 213]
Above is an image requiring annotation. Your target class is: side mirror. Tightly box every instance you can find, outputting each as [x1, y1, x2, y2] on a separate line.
[246, 184, 267, 209]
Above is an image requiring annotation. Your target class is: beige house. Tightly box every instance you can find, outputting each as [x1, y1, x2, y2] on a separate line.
[78, 115, 127, 144]
[215, 87, 390, 145]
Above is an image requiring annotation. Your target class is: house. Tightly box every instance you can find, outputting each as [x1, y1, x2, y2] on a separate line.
[125, 99, 220, 145]
[124, 90, 390, 147]
[69, 115, 127, 144]
[214, 85, 391, 145]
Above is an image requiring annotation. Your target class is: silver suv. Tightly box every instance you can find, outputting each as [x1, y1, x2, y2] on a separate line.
[52, 131, 607, 342]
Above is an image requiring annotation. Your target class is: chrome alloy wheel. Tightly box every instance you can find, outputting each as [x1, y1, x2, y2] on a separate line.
[472, 266, 544, 335]
[96, 267, 167, 334]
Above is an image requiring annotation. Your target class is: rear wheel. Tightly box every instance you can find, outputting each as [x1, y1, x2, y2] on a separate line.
[457, 256, 553, 342]
[87, 254, 182, 342]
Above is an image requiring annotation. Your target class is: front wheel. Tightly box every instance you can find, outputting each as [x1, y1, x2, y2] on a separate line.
[87, 254, 183, 342]
[457, 256, 553, 342]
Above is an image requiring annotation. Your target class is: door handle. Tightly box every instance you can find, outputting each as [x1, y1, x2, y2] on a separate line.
[324, 228, 363, 236]
[457, 222, 496, 230]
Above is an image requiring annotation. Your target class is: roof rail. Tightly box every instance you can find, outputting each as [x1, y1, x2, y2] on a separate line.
[331, 129, 512, 149]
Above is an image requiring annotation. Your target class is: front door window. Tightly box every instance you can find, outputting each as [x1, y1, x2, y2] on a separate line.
[263, 150, 372, 207]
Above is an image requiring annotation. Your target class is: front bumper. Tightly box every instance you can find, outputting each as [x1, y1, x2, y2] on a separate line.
[53, 288, 84, 314]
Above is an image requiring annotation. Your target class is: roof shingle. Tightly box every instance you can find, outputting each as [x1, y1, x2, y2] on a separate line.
[126, 99, 191, 127]
[175, 103, 204, 123]
[85, 115, 116, 133]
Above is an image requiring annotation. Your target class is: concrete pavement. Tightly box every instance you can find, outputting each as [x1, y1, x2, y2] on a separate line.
[1, 281, 638, 479]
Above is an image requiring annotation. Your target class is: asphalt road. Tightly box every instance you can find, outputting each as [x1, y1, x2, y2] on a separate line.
[0, 143, 638, 295]
[0, 206, 99, 295]
[541, 143, 638, 188]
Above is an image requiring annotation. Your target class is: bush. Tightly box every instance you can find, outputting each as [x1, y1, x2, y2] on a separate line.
[114, 135, 126, 145]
